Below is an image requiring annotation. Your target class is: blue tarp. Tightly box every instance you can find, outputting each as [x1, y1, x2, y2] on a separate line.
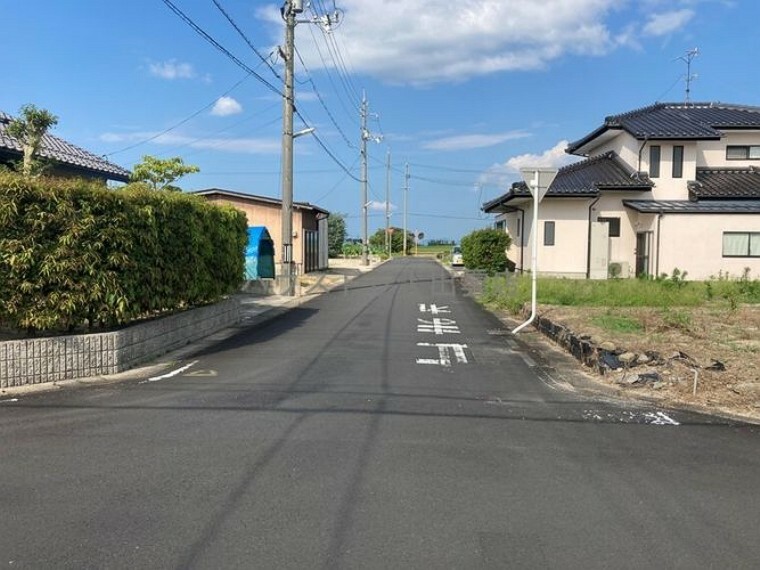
[245, 226, 275, 279]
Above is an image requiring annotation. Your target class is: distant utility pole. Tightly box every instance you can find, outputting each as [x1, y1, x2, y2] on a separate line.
[359, 91, 381, 266]
[678, 47, 699, 102]
[403, 162, 409, 256]
[385, 149, 391, 255]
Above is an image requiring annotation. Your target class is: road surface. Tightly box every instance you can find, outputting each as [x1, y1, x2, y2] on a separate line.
[1, 258, 758, 568]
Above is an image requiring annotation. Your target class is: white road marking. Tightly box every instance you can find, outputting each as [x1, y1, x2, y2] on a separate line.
[419, 304, 451, 315]
[417, 318, 460, 335]
[143, 361, 199, 383]
[416, 343, 469, 367]
[518, 353, 537, 367]
[0, 399, 19, 404]
[644, 411, 681, 426]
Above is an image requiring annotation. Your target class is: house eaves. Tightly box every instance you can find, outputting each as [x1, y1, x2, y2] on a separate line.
[624, 199, 760, 214]
[567, 102, 760, 156]
[483, 152, 650, 213]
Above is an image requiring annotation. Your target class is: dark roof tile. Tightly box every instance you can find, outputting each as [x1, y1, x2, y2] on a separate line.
[0, 111, 131, 182]
[568, 102, 760, 154]
[689, 167, 760, 200]
[623, 199, 760, 214]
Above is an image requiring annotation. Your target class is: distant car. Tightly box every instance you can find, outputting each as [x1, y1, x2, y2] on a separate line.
[451, 246, 464, 267]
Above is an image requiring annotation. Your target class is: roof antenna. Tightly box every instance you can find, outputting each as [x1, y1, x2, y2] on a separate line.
[677, 48, 699, 103]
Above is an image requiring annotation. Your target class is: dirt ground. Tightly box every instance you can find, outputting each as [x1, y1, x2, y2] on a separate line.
[530, 303, 760, 421]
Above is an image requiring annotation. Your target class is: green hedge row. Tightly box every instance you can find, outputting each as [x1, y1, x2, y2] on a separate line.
[0, 173, 247, 332]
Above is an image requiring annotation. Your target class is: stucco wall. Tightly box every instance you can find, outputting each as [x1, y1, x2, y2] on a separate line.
[656, 213, 760, 280]
[698, 131, 760, 168]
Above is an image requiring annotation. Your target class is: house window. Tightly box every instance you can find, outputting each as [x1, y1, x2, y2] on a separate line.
[649, 145, 661, 178]
[516, 218, 521, 237]
[544, 221, 555, 246]
[726, 145, 760, 160]
[495, 220, 505, 232]
[723, 232, 760, 257]
[598, 216, 621, 237]
[672, 145, 684, 178]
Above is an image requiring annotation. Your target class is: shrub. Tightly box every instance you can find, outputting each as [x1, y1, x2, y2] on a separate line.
[0, 172, 246, 333]
[460, 228, 512, 274]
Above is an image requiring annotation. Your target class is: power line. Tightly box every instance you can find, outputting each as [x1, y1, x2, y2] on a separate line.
[211, 0, 282, 82]
[160, 0, 283, 97]
[105, 73, 254, 157]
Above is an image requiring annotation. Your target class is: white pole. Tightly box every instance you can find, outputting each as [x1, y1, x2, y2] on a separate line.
[513, 170, 539, 334]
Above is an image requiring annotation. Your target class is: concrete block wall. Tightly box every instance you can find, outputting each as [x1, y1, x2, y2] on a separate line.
[0, 298, 240, 389]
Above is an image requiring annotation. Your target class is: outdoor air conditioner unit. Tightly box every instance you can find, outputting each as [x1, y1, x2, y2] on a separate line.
[609, 261, 631, 279]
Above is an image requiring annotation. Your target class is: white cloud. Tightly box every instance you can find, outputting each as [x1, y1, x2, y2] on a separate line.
[258, 0, 626, 84]
[368, 200, 396, 212]
[643, 9, 695, 36]
[148, 59, 198, 80]
[211, 96, 243, 117]
[424, 131, 530, 151]
[100, 131, 280, 154]
[478, 140, 580, 187]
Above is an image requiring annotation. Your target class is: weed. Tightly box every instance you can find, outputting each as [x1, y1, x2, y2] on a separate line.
[590, 314, 643, 334]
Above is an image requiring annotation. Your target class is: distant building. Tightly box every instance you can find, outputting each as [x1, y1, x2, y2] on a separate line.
[191, 188, 329, 274]
[484, 102, 760, 280]
[0, 111, 130, 183]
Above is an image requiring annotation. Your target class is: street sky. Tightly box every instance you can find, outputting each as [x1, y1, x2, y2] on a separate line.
[3, 0, 758, 242]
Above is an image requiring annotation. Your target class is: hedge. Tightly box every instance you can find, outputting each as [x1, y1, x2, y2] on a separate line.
[460, 227, 512, 274]
[0, 173, 247, 333]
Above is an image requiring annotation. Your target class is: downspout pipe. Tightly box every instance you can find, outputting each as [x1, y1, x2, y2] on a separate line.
[655, 211, 663, 277]
[586, 196, 601, 279]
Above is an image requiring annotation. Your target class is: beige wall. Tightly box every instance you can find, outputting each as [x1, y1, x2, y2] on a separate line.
[656, 213, 760, 280]
[698, 131, 760, 168]
[203, 195, 309, 270]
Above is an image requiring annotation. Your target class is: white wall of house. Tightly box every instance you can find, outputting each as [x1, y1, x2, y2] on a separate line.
[698, 131, 760, 167]
[593, 131, 640, 167]
[643, 141, 697, 200]
[656, 213, 760, 280]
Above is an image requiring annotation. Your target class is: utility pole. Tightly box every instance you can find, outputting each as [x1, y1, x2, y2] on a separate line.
[403, 162, 409, 256]
[279, 0, 300, 295]
[385, 149, 391, 256]
[360, 92, 369, 266]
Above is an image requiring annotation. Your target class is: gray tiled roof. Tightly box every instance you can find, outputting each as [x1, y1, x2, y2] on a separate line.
[623, 199, 760, 214]
[688, 167, 760, 200]
[567, 102, 760, 154]
[0, 111, 131, 182]
[482, 152, 652, 213]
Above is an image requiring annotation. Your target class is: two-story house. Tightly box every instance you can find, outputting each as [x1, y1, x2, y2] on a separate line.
[483, 102, 760, 280]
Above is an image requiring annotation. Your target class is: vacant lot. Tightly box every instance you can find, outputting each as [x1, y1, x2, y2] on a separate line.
[478, 273, 760, 420]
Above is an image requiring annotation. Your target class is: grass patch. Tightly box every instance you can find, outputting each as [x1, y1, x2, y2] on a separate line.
[481, 273, 760, 314]
[590, 314, 643, 334]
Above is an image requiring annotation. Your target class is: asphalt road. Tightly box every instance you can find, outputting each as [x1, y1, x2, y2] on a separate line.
[1, 258, 759, 569]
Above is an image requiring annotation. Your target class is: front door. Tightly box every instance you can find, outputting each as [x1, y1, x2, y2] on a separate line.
[635, 232, 651, 277]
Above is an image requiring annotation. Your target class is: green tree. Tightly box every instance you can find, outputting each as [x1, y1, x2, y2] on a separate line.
[6, 104, 59, 177]
[130, 155, 200, 191]
[460, 228, 512, 273]
[327, 212, 347, 257]
[369, 227, 413, 255]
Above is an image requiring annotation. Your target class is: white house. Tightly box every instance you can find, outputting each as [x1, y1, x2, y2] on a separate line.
[483, 102, 760, 280]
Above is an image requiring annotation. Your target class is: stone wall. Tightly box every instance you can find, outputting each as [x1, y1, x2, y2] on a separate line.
[0, 298, 240, 389]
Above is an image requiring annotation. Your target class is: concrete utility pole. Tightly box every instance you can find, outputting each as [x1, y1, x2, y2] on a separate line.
[403, 162, 409, 256]
[385, 149, 391, 256]
[360, 92, 369, 266]
[279, 0, 300, 296]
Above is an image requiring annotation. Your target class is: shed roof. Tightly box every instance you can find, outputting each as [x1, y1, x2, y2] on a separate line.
[191, 188, 329, 216]
[0, 111, 131, 182]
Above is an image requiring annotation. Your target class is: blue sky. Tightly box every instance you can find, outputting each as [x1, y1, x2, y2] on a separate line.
[3, 0, 758, 242]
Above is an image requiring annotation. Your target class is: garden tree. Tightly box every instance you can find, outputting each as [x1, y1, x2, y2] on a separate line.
[460, 227, 512, 273]
[369, 226, 413, 255]
[6, 104, 59, 177]
[327, 212, 347, 258]
[130, 155, 200, 191]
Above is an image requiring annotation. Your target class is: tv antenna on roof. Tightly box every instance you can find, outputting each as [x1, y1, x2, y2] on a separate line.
[677, 48, 699, 102]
